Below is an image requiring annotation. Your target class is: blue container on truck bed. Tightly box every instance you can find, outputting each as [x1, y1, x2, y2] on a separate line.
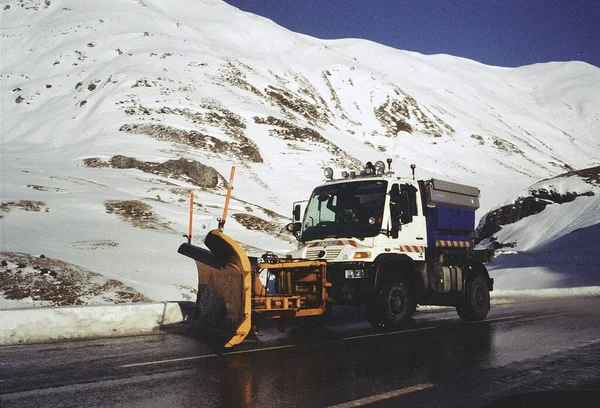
[426, 206, 476, 247]
[422, 179, 480, 248]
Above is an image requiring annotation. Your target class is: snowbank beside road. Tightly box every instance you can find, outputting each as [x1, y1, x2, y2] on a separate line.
[491, 286, 600, 304]
[2, 287, 599, 346]
[0, 302, 184, 345]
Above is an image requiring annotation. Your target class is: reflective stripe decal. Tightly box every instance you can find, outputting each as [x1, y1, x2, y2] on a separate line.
[436, 240, 472, 248]
[399, 245, 425, 253]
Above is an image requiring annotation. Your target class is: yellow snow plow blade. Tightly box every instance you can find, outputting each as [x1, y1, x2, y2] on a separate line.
[178, 229, 252, 348]
[178, 230, 330, 348]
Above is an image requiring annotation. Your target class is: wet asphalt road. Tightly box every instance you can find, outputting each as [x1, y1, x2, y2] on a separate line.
[1, 296, 600, 408]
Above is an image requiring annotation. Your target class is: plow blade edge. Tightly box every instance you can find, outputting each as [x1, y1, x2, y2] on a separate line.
[177, 229, 251, 348]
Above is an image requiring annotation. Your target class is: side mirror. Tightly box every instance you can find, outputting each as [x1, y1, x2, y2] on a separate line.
[400, 212, 413, 225]
[293, 204, 302, 222]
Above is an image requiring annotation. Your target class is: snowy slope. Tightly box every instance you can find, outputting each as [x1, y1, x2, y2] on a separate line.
[1, 0, 599, 305]
[478, 167, 600, 290]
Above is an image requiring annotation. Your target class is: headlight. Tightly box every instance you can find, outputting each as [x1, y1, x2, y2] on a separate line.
[324, 167, 334, 180]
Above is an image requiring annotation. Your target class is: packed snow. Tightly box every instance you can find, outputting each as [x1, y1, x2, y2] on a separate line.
[0, 302, 184, 344]
[1, 0, 599, 308]
[479, 170, 600, 290]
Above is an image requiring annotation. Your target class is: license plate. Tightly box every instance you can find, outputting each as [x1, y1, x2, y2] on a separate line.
[345, 270, 364, 279]
[313, 240, 340, 247]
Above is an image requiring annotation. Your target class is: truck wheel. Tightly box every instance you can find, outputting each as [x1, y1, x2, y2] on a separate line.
[457, 275, 490, 322]
[365, 298, 384, 329]
[367, 280, 416, 330]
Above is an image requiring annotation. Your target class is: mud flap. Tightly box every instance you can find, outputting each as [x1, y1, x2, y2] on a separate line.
[178, 229, 252, 348]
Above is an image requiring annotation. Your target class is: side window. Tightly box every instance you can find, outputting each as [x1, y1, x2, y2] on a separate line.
[304, 194, 336, 228]
[401, 184, 418, 216]
[389, 183, 418, 238]
[389, 184, 402, 238]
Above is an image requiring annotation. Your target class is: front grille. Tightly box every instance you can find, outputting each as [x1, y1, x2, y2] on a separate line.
[305, 248, 342, 260]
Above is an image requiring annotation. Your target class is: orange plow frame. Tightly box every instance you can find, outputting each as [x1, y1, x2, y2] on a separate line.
[178, 230, 329, 348]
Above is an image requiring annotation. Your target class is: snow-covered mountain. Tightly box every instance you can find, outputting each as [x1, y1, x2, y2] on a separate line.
[477, 167, 600, 289]
[1, 0, 599, 305]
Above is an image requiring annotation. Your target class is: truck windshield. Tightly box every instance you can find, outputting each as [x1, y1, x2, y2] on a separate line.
[301, 180, 387, 242]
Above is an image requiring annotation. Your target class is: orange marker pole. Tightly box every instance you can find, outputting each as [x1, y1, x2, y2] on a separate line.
[219, 166, 236, 232]
[187, 191, 194, 244]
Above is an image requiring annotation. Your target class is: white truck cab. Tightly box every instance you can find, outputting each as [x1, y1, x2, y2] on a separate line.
[286, 159, 493, 328]
[288, 175, 427, 263]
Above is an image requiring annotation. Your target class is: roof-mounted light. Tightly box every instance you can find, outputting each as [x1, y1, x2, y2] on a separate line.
[324, 167, 334, 180]
[374, 160, 385, 174]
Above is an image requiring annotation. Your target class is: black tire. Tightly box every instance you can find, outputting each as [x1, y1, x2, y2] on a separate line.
[366, 279, 416, 330]
[365, 297, 384, 329]
[457, 275, 490, 322]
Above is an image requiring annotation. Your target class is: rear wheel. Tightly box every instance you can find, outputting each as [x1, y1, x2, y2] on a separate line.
[366, 279, 416, 330]
[457, 275, 490, 321]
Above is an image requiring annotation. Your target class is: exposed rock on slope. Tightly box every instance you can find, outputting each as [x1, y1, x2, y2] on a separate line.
[478, 189, 595, 241]
[84, 155, 225, 188]
[0, 252, 150, 306]
[104, 200, 171, 230]
[374, 88, 455, 138]
[477, 166, 600, 249]
[118, 123, 264, 164]
[0, 200, 48, 218]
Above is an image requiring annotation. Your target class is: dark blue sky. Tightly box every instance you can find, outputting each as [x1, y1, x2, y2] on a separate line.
[224, 0, 599, 67]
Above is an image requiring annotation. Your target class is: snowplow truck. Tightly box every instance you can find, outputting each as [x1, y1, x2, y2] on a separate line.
[178, 160, 493, 347]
